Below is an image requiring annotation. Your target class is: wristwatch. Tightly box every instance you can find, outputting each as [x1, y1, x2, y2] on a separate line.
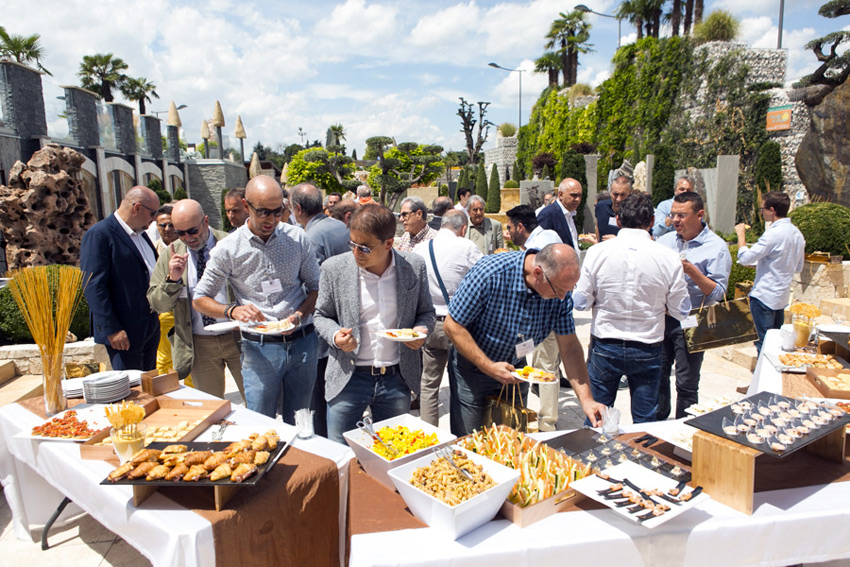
[165, 277, 181, 284]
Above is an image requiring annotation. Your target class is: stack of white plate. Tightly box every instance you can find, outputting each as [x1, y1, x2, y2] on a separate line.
[81, 371, 131, 404]
[63, 370, 141, 399]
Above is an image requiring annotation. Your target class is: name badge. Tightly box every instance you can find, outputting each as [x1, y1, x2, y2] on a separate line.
[261, 279, 283, 295]
[681, 315, 699, 329]
[608, 216, 618, 227]
[178, 288, 189, 299]
[515, 338, 535, 360]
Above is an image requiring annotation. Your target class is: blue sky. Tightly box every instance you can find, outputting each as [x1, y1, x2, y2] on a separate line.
[9, 0, 844, 158]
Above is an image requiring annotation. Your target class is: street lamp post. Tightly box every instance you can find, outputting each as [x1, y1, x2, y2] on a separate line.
[777, 0, 785, 48]
[488, 62, 525, 129]
[574, 4, 621, 48]
[152, 104, 187, 118]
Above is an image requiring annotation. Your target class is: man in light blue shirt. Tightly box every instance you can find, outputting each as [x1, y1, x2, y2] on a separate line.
[735, 191, 805, 353]
[652, 176, 694, 238]
[657, 192, 731, 419]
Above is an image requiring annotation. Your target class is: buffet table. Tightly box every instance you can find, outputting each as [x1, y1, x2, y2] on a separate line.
[348, 424, 850, 567]
[0, 386, 355, 567]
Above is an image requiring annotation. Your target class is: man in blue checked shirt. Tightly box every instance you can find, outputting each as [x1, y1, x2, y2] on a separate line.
[444, 244, 605, 436]
[657, 192, 731, 420]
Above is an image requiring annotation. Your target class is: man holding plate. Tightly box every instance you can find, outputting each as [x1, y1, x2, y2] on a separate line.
[193, 175, 321, 423]
[315, 204, 436, 443]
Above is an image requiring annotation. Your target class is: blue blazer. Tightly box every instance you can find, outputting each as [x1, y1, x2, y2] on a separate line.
[536, 202, 573, 248]
[80, 214, 158, 347]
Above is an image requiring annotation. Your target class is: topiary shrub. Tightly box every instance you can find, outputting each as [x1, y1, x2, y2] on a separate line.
[475, 163, 488, 198]
[541, 164, 551, 180]
[790, 202, 850, 259]
[499, 122, 517, 137]
[693, 10, 740, 43]
[726, 244, 757, 300]
[0, 268, 91, 344]
[174, 187, 188, 200]
[486, 164, 501, 213]
[560, 149, 589, 230]
[503, 179, 519, 189]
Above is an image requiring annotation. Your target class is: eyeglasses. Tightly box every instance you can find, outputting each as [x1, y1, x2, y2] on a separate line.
[174, 219, 205, 237]
[246, 201, 285, 218]
[541, 270, 563, 299]
[348, 240, 378, 254]
[157, 222, 174, 230]
[399, 211, 411, 219]
[135, 202, 158, 218]
[667, 212, 691, 220]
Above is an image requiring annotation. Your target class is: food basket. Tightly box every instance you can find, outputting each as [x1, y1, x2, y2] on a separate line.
[343, 413, 456, 490]
[387, 445, 519, 539]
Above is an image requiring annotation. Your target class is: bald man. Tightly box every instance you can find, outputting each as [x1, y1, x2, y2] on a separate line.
[193, 175, 321, 422]
[147, 199, 244, 400]
[537, 177, 582, 255]
[81, 186, 161, 371]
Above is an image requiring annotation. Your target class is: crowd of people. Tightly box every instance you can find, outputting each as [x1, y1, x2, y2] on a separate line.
[78, 169, 805, 443]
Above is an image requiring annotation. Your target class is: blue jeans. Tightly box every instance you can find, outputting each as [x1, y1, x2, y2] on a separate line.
[326, 367, 410, 443]
[588, 338, 663, 424]
[240, 331, 318, 424]
[750, 296, 784, 354]
[448, 348, 528, 437]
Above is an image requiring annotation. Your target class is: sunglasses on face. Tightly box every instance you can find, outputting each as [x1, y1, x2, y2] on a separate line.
[246, 201, 285, 218]
[158, 222, 174, 230]
[175, 219, 204, 237]
[348, 240, 383, 254]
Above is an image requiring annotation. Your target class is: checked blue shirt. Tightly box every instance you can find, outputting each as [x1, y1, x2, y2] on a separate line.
[448, 250, 575, 364]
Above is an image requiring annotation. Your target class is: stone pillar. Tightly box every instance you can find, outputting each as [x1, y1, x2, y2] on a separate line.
[161, 157, 171, 195]
[583, 155, 599, 233]
[645, 154, 654, 198]
[0, 61, 48, 160]
[109, 103, 137, 154]
[713, 155, 739, 234]
[186, 161, 248, 229]
[141, 116, 162, 159]
[63, 86, 99, 148]
[166, 125, 180, 162]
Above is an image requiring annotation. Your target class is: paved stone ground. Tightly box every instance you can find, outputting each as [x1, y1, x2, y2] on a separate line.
[0, 315, 839, 566]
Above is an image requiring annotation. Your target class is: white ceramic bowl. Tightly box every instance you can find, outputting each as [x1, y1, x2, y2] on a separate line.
[387, 445, 520, 540]
[343, 413, 456, 490]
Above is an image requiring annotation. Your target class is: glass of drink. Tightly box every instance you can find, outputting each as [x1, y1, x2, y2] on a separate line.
[111, 423, 147, 463]
[792, 314, 813, 349]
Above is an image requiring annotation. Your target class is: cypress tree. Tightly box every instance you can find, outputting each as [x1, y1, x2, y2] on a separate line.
[487, 164, 501, 213]
[512, 160, 522, 182]
[476, 163, 487, 198]
[541, 164, 550, 180]
[457, 168, 468, 197]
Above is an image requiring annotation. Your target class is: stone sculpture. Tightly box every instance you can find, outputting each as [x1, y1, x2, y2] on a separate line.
[0, 144, 96, 270]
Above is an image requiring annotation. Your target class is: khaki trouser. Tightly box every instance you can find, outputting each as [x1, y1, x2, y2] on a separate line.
[532, 331, 560, 431]
[191, 332, 244, 400]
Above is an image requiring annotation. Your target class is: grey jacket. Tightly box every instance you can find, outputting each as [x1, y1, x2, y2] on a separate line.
[146, 228, 231, 378]
[314, 250, 436, 401]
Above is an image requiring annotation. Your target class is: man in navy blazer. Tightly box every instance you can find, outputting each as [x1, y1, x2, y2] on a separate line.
[536, 177, 582, 254]
[81, 186, 161, 371]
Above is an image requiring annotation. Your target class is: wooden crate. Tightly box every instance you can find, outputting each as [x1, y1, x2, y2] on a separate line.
[81, 396, 231, 464]
[141, 369, 180, 396]
[806, 367, 850, 400]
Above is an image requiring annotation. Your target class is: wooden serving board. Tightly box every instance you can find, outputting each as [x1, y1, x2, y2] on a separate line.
[806, 367, 850, 400]
[80, 396, 231, 464]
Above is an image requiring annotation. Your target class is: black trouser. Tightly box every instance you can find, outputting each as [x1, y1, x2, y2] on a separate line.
[310, 355, 329, 438]
[657, 315, 705, 421]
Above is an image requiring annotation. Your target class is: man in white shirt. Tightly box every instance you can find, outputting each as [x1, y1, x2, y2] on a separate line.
[574, 193, 691, 423]
[412, 210, 483, 425]
[147, 199, 244, 399]
[454, 187, 471, 215]
[534, 192, 554, 215]
[735, 191, 806, 353]
[315, 205, 436, 442]
[504, 204, 563, 431]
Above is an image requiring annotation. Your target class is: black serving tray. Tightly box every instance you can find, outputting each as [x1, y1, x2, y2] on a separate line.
[684, 391, 850, 459]
[100, 439, 287, 487]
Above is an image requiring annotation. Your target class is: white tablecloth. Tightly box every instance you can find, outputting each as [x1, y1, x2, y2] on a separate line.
[350, 422, 850, 567]
[0, 386, 354, 567]
[748, 329, 784, 395]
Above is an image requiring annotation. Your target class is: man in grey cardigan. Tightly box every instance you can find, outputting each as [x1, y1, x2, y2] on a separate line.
[315, 204, 436, 443]
[147, 199, 244, 399]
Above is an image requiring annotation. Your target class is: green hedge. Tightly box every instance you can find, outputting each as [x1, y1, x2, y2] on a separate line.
[0, 274, 91, 344]
[789, 203, 850, 259]
[726, 244, 756, 300]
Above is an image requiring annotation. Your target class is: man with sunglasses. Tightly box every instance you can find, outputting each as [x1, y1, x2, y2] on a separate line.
[573, 193, 691, 423]
[314, 204, 436, 443]
[193, 175, 321, 423]
[148, 199, 244, 401]
[395, 196, 436, 252]
[81, 186, 161, 371]
[444, 243, 605, 436]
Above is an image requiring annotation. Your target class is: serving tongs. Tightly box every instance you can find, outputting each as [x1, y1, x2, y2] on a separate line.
[357, 416, 400, 459]
[434, 447, 474, 480]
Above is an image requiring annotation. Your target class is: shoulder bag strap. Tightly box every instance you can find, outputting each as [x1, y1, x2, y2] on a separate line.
[429, 240, 451, 306]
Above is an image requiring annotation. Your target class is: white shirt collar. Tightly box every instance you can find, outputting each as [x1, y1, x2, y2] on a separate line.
[114, 212, 143, 236]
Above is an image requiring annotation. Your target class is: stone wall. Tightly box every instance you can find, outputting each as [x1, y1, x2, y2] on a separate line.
[766, 90, 810, 203]
[0, 339, 109, 375]
[484, 133, 518, 185]
[0, 61, 48, 160]
[186, 160, 248, 229]
[64, 86, 100, 148]
[791, 261, 850, 305]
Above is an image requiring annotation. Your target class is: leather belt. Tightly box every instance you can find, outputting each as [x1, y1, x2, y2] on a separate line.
[242, 324, 314, 344]
[435, 315, 447, 321]
[591, 335, 662, 349]
[355, 364, 400, 376]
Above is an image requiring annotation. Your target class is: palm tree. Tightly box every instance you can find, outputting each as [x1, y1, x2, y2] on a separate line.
[670, 0, 682, 36]
[78, 53, 129, 102]
[617, 0, 647, 40]
[534, 52, 562, 87]
[545, 11, 593, 87]
[326, 123, 346, 153]
[120, 77, 159, 115]
[684, 0, 695, 35]
[0, 26, 51, 75]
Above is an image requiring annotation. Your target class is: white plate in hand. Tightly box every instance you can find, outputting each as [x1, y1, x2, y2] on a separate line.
[203, 321, 240, 332]
[240, 319, 295, 335]
[377, 329, 426, 342]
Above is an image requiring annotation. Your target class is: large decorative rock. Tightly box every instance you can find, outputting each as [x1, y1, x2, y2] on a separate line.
[0, 144, 96, 269]
[795, 80, 850, 207]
